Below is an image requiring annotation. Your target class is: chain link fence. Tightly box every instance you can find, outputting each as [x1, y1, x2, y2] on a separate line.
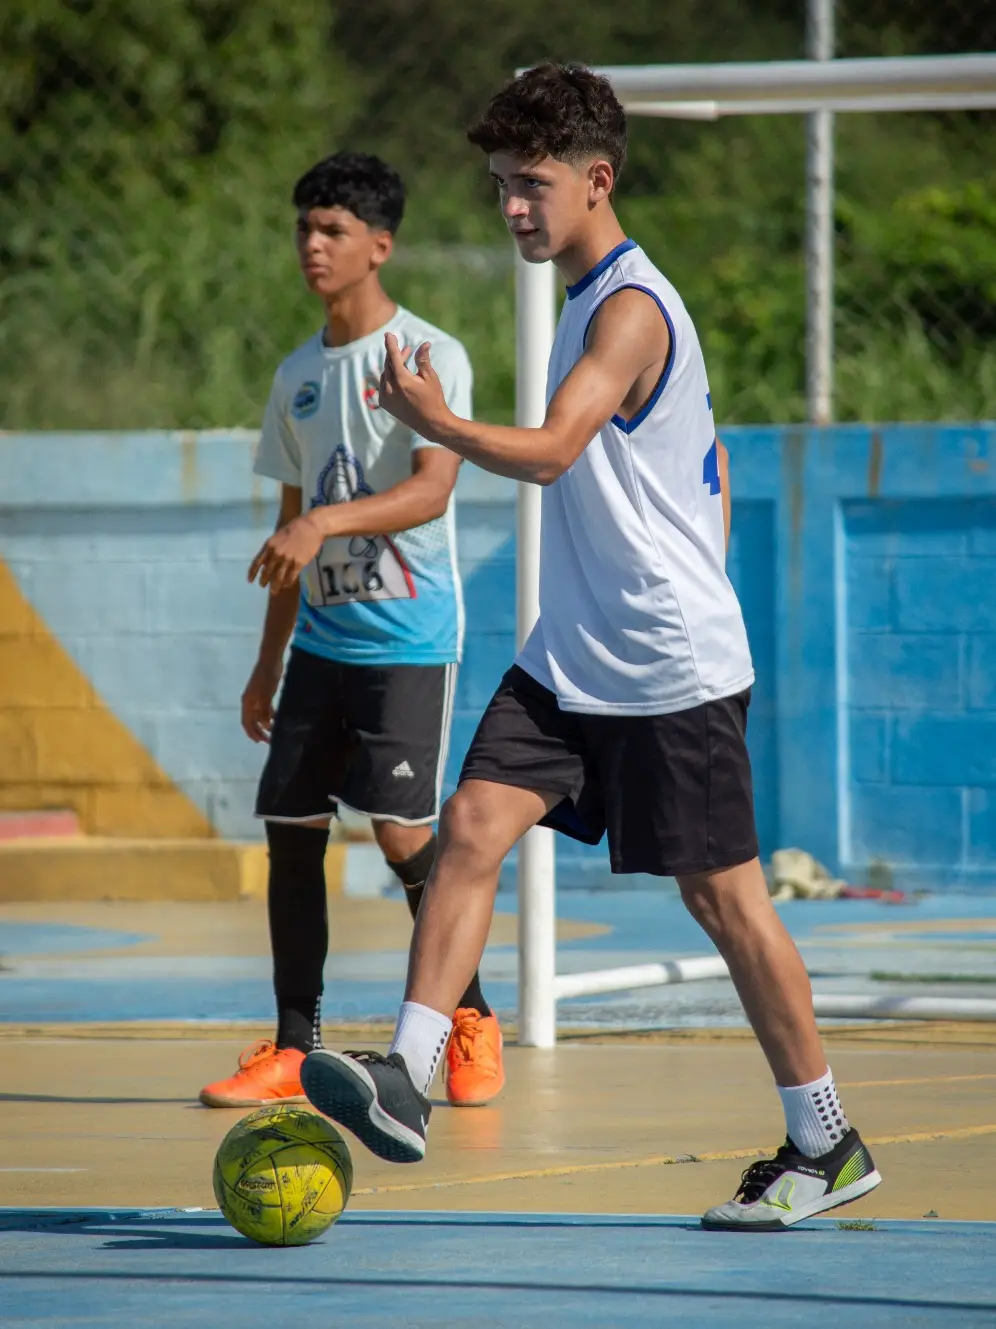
[0, 0, 993, 430]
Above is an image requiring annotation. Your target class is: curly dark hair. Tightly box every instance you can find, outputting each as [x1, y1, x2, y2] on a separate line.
[292, 151, 405, 234]
[467, 63, 627, 179]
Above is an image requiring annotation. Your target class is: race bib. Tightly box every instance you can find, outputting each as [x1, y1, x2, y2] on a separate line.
[304, 534, 415, 607]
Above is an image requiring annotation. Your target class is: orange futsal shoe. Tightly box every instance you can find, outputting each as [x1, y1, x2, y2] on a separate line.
[199, 1040, 307, 1108]
[445, 1009, 506, 1107]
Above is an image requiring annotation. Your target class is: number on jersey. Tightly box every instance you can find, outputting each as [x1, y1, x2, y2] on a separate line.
[703, 439, 721, 495]
[305, 533, 415, 607]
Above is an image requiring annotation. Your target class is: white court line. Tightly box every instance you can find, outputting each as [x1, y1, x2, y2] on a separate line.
[0, 1168, 87, 1173]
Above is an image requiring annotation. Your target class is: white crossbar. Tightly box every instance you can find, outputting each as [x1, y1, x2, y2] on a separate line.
[553, 957, 730, 1000]
[813, 995, 996, 1022]
[627, 91, 996, 120]
[551, 962, 996, 1022]
[595, 54, 996, 103]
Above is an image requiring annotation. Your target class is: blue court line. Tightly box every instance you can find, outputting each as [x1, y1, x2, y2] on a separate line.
[2, 1206, 995, 1233]
[2, 1208, 994, 1328]
[0, 922, 150, 956]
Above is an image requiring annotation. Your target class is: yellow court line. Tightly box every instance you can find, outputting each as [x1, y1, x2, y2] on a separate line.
[864, 1123, 996, 1147]
[352, 1150, 769, 1197]
[841, 1073, 996, 1089]
[351, 1122, 996, 1197]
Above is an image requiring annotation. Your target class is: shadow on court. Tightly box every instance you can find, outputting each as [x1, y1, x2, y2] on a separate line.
[0, 1092, 200, 1105]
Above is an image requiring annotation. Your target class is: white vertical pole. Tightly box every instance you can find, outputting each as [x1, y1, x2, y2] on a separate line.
[805, 0, 835, 425]
[514, 250, 558, 1049]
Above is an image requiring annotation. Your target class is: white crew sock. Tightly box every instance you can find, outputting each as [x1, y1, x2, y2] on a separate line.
[777, 1067, 850, 1158]
[389, 1001, 452, 1096]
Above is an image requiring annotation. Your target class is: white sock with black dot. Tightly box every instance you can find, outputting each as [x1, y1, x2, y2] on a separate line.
[777, 1067, 850, 1159]
[389, 1001, 452, 1096]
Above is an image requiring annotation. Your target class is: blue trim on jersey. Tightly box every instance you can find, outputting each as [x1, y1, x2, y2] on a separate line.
[595, 284, 677, 433]
[566, 239, 638, 300]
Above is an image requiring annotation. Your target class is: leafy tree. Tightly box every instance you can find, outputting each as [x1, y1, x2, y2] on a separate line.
[0, 0, 992, 427]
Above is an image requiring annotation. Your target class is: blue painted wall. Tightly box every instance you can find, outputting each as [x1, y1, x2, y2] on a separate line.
[2, 425, 995, 890]
[726, 424, 996, 893]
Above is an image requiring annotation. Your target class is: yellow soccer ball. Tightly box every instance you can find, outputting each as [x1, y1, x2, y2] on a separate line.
[213, 1103, 353, 1246]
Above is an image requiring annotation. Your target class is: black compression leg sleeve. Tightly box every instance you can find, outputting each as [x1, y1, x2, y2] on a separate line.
[390, 835, 439, 911]
[266, 821, 329, 1052]
[387, 834, 492, 1018]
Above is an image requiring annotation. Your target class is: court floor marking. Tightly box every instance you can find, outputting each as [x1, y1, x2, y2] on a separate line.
[0, 1168, 86, 1174]
[841, 1072, 996, 1088]
[864, 1122, 996, 1147]
[351, 1122, 996, 1197]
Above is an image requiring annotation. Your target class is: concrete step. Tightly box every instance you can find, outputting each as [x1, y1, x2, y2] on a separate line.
[0, 838, 345, 902]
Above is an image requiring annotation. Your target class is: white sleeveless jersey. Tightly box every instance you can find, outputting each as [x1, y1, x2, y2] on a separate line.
[517, 240, 754, 715]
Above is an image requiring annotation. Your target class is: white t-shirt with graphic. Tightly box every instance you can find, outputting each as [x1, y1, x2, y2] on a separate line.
[254, 308, 471, 666]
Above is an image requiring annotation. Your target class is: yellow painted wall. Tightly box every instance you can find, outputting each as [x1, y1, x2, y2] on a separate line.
[0, 561, 214, 837]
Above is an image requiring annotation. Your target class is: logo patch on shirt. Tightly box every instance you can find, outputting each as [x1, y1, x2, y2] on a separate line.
[363, 374, 381, 410]
[292, 380, 321, 419]
[392, 760, 415, 779]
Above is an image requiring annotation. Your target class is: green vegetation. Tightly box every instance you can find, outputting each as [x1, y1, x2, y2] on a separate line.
[1, 1, 994, 430]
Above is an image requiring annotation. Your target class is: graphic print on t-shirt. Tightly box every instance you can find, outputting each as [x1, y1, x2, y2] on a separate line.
[253, 307, 471, 665]
[304, 444, 416, 608]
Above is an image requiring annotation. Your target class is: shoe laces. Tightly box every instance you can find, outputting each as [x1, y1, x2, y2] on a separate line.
[236, 1039, 277, 1072]
[734, 1142, 794, 1204]
[449, 1010, 496, 1072]
[343, 1050, 391, 1067]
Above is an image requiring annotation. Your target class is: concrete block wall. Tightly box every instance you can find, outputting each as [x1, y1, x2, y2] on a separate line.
[0, 432, 273, 839]
[843, 498, 996, 879]
[0, 435, 530, 848]
[727, 424, 996, 892]
[2, 425, 996, 890]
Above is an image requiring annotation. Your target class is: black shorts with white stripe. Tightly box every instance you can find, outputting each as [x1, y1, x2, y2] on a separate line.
[460, 665, 759, 876]
[255, 647, 457, 827]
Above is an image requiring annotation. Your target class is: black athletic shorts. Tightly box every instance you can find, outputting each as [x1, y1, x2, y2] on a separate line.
[255, 647, 457, 826]
[459, 665, 759, 877]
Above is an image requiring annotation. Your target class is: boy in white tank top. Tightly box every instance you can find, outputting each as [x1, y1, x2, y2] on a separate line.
[301, 65, 881, 1230]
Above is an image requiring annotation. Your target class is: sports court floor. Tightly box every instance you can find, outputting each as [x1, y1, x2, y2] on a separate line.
[4, 1210, 994, 1326]
[2, 888, 995, 1325]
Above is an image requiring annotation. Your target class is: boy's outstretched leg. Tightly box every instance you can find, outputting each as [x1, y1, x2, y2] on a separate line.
[302, 780, 556, 1160]
[379, 820, 505, 1106]
[678, 859, 882, 1229]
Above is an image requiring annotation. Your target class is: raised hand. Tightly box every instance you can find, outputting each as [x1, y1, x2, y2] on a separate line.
[378, 333, 450, 440]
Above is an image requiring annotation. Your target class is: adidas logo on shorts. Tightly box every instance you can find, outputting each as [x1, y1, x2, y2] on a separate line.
[392, 760, 415, 779]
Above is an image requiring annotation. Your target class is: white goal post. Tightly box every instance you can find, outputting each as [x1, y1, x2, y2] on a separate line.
[514, 46, 996, 1046]
[599, 52, 996, 116]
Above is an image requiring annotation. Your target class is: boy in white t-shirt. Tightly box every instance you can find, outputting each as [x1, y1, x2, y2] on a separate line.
[199, 152, 504, 1112]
